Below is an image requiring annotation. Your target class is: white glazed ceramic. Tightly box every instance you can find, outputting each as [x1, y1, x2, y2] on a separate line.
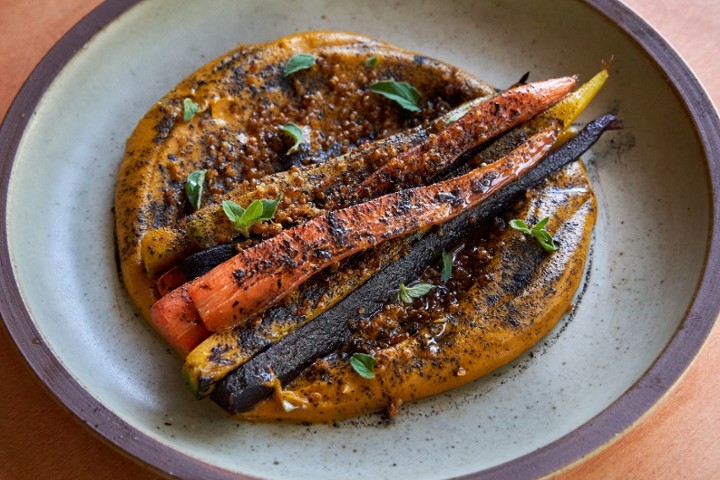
[1, 1, 718, 479]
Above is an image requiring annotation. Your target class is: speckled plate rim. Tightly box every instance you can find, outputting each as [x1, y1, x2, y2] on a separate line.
[0, 1, 718, 479]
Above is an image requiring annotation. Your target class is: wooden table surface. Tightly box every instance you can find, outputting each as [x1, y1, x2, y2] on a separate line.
[1, 1, 718, 479]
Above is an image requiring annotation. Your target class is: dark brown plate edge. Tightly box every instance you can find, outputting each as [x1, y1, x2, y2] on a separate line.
[0, 1, 717, 479]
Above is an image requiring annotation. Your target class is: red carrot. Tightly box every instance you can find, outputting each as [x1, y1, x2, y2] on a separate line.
[357, 76, 576, 197]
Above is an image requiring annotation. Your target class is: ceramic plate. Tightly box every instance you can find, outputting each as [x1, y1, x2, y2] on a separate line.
[1, 0, 719, 478]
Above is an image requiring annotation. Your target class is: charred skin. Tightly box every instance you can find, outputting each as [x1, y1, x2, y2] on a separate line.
[238, 161, 597, 423]
[184, 234, 415, 398]
[115, 31, 493, 322]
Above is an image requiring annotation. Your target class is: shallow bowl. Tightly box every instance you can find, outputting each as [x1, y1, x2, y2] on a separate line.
[1, 0, 718, 478]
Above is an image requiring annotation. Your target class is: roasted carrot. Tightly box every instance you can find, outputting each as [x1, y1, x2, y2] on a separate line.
[151, 286, 210, 356]
[211, 113, 619, 414]
[356, 76, 576, 198]
[151, 71, 608, 356]
[155, 266, 187, 297]
[151, 98, 552, 356]
[181, 70, 611, 394]
[177, 127, 557, 333]
[142, 77, 573, 276]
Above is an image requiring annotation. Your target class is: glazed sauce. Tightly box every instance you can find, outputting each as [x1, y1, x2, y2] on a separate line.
[346, 215, 511, 353]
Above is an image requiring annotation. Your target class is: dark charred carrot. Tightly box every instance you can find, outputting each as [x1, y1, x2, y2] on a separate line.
[182, 127, 557, 333]
[211, 113, 618, 414]
[356, 76, 576, 198]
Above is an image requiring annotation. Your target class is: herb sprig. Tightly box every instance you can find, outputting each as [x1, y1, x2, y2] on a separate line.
[369, 80, 421, 112]
[284, 53, 317, 77]
[184, 169, 206, 210]
[440, 251, 453, 283]
[364, 55, 378, 68]
[183, 98, 199, 122]
[279, 123, 307, 154]
[350, 353, 377, 379]
[397, 282, 433, 304]
[222, 193, 282, 238]
[509, 216, 558, 252]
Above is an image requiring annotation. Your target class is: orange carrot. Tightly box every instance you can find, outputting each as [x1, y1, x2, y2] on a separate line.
[357, 76, 576, 197]
[155, 266, 187, 297]
[179, 127, 558, 333]
[151, 286, 210, 356]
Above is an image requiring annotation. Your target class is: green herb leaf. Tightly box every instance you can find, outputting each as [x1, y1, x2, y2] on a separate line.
[364, 55, 378, 68]
[284, 53, 316, 77]
[222, 194, 283, 238]
[397, 282, 433, 304]
[183, 98, 199, 122]
[222, 200, 246, 223]
[260, 193, 283, 218]
[350, 353, 377, 379]
[510, 216, 558, 252]
[279, 123, 307, 154]
[440, 251, 453, 283]
[533, 229, 557, 252]
[242, 199, 264, 223]
[369, 80, 421, 112]
[532, 216, 550, 232]
[184, 169, 206, 210]
[508, 219, 531, 234]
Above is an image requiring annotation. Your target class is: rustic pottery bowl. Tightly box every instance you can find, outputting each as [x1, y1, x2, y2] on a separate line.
[1, 0, 718, 478]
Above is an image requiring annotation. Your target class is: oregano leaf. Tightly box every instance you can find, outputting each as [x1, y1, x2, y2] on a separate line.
[440, 251, 453, 283]
[369, 80, 421, 112]
[183, 98, 199, 122]
[279, 123, 307, 154]
[284, 53, 316, 77]
[185, 169, 206, 210]
[364, 55, 378, 68]
[397, 282, 433, 304]
[350, 353, 377, 379]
